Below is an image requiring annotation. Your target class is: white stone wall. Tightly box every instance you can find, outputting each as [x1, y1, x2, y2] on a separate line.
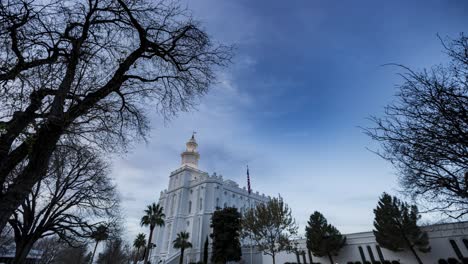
[273, 221, 468, 264]
[153, 165, 269, 263]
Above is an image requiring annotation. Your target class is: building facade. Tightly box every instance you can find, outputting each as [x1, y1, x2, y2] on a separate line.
[274, 221, 468, 264]
[151, 135, 269, 264]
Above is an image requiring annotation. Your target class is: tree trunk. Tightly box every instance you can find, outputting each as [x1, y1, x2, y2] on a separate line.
[179, 248, 184, 264]
[408, 245, 423, 264]
[144, 227, 154, 264]
[14, 239, 35, 264]
[302, 252, 307, 264]
[90, 241, 99, 264]
[272, 253, 276, 264]
[327, 253, 334, 264]
[308, 249, 313, 264]
[0, 126, 62, 232]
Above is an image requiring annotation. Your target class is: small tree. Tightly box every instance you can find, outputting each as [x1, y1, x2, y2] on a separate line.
[373, 193, 430, 264]
[173, 232, 193, 264]
[243, 197, 298, 264]
[96, 238, 132, 264]
[133, 233, 146, 264]
[210, 207, 242, 264]
[305, 211, 346, 264]
[90, 225, 110, 264]
[203, 236, 209, 264]
[141, 203, 165, 264]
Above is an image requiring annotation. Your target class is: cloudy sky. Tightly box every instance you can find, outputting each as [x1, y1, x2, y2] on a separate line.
[112, 0, 468, 240]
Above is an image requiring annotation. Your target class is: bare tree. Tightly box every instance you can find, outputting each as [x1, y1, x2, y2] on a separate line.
[366, 34, 468, 218]
[7, 144, 119, 263]
[0, 0, 232, 231]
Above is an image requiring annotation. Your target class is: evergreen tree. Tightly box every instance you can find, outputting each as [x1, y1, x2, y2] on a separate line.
[173, 232, 192, 264]
[305, 211, 346, 264]
[373, 193, 430, 264]
[210, 207, 242, 264]
[203, 236, 209, 264]
[141, 203, 165, 264]
[90, 225, 109, 264]
[133, 233, 146, 264]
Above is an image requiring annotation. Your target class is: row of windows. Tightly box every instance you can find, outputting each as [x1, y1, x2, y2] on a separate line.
[358, 238, 468, 262]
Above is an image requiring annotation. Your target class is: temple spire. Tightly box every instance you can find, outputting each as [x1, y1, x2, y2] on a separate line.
[181, 133, 200, 168]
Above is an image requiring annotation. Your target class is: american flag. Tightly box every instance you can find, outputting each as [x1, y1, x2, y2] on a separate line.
[247, 165, 251, 194]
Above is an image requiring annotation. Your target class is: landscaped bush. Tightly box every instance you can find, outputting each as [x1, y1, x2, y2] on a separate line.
[365, 261, 371, 264]
[439, 259, 449, 264]
[374, 261, 382, 264]
[383, 261, 391, 264]
[448, 258, 461, 264]
[347, 262, 354, 264]
[391, 261, 400, 264]
[355, 262, 362, 264]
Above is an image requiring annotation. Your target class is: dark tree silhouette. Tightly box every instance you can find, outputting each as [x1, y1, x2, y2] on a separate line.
[7, 145, 118, 264]
[90, 225, 110, 264]
[366, 34, 468, 218]
[133, 233, 146, 264]
[210, 207, 242, 264]
[173, 231, 192, 264]
[305, 211, 346, 264]
[373, 193, 430, 264]
[243, 197, 298, 264]
[141, 203, 165, 264]
[203, 236, 209, 264]
[0, 0, 232, 232]
[96, 238, 132, 264]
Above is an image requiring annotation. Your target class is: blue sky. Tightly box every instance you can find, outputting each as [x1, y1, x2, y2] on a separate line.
[112, 0, 468, 240]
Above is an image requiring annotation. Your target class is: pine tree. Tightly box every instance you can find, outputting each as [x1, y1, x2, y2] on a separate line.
[373, 193, 431, 264]
[210, 207, 242, 264]
[305, 211, 346, 264]
[203, 236, 209, 264]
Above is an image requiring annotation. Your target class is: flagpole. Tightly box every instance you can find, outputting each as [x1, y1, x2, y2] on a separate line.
[247, 165, 253, 264]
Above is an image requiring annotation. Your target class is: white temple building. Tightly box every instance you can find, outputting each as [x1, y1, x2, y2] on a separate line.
[151, 135, 269, 264]
[150, 135, 468, 264]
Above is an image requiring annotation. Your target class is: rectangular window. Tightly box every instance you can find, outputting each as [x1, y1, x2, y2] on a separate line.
[367, 246, 376, 263]
[376, 245, 385, 262]
[450, 239, 464, 259]
[358, 246, 367, 263]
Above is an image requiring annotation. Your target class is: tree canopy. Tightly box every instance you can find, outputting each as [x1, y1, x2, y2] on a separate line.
[8, 145, 118, 263]
[373, 193, 430, 264]
[141, 202, 165, 264]
[242, 197, 298, 264]
[305, 211, 346, 264]
[210, 207, 242, 264]
[0, 0, 232, 232]
[366, 34, 468, 218]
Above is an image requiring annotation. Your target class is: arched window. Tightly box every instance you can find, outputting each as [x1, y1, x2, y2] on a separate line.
[199, 198, 203, 211]
[188, 201, 192, 214]
[216, 198, 220, 208]
[171, 194, 177, 215]
[224, 202, 227, 208]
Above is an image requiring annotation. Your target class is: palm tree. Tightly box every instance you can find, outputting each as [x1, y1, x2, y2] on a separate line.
[133, 233, 146, 264]
[173, 232, 193, 264]
[89, 224, 109, 264]
[141, 203, 165, 264]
